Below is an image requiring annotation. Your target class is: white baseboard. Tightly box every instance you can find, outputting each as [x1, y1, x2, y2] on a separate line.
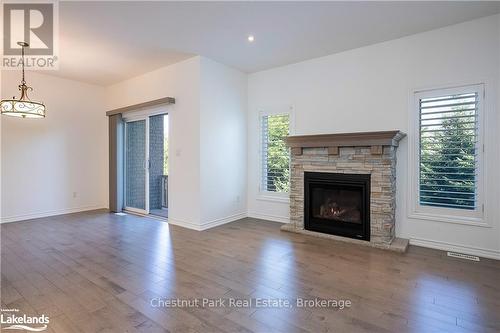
[410, 237, 500, 260]
[166, 217, 202, 230]
[1, 205, 108, 224]
[199, 212, 247, 230]
[247, 211, 289, 224]
[168, 212, 247, 231]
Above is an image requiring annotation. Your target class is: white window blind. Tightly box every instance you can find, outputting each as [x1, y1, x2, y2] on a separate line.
[261, 114, 290, 193]
[418, 89, 481, 211]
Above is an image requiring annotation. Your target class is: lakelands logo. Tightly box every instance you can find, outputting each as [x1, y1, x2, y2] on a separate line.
[2, 0, 59, 70]
[1, 308, 49, 331]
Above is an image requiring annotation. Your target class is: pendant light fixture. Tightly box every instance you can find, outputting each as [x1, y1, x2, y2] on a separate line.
[1, 42, 46, 118]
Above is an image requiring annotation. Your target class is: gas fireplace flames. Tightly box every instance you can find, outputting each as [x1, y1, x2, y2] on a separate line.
[316, 199, 361, 223]
[305, 172, 370, 240]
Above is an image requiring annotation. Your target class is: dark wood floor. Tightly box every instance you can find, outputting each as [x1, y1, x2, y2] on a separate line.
[1, 210, 499, 333]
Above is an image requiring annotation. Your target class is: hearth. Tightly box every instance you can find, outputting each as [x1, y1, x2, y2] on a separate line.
[304, 172, 370, 241]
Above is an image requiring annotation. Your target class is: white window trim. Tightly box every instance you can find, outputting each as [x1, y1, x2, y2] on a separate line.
[257, 107, 295, 202]
[407, 83, 489, 227]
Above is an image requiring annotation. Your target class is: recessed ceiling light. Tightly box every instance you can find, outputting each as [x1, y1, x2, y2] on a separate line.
[247, 35, 255, 42]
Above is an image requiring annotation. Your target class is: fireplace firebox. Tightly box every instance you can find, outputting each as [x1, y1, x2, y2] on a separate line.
[304, 172, 370, 241]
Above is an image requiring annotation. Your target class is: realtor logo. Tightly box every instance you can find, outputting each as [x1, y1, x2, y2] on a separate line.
[2, 0, 59, 69]
[1, 308, 49, 332]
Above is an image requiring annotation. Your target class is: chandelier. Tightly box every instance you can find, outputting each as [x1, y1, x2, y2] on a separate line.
[1, 42, 46, 118]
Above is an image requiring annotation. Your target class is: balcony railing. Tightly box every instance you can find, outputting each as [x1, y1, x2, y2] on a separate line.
[161, 175, 168, 208]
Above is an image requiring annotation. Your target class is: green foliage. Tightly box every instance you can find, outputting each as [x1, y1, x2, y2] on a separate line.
[264, 115, 290, 192]
[420, 105, 476, 209]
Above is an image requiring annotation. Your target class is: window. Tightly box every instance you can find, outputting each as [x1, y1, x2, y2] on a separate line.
[261, 114, 290, 193]
[412, 84, 485, 223]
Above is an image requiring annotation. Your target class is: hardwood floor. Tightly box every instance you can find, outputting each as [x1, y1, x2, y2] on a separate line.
[1, 210, 499, 333]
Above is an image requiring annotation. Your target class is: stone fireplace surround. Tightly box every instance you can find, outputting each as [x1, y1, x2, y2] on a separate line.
[281, 131, 409, 252]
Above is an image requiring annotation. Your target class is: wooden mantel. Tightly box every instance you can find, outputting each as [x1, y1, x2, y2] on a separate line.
[286, 130, 406, 155]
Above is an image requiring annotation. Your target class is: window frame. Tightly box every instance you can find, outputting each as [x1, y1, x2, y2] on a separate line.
[258, 109, 293, 201]
[408, 83, 488, 227]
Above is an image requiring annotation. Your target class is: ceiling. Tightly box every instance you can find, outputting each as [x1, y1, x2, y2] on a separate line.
[44, 1, 500, 86]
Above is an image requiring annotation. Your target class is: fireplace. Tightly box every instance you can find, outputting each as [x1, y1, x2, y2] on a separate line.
[304, 172, 370, 241]
[283, 131, 408, 251]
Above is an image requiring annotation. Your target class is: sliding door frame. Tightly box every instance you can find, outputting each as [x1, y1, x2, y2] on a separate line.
[122, 105, 169, 216]
[124, 116, 150, 215]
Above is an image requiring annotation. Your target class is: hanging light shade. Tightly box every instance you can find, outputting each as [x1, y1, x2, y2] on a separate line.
[1, 42, 46, 119]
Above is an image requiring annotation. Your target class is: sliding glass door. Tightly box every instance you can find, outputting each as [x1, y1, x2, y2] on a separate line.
[124, 113, 169, 217]
[125, 119, 148, 213]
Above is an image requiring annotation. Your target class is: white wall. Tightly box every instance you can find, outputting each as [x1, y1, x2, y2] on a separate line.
[1, 55, 248, 230]
[106, 56, 248, 229]
[106, 56, 202, 227]
[247, 15, 500, 259]
[199, 57, 247, 228]
[1, 71, 108, 222]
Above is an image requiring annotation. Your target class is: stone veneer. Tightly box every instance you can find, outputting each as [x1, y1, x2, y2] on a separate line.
[281, 132, 408, 252]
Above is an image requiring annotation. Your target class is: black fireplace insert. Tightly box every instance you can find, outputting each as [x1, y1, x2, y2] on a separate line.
[304, 172, 370, 241]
